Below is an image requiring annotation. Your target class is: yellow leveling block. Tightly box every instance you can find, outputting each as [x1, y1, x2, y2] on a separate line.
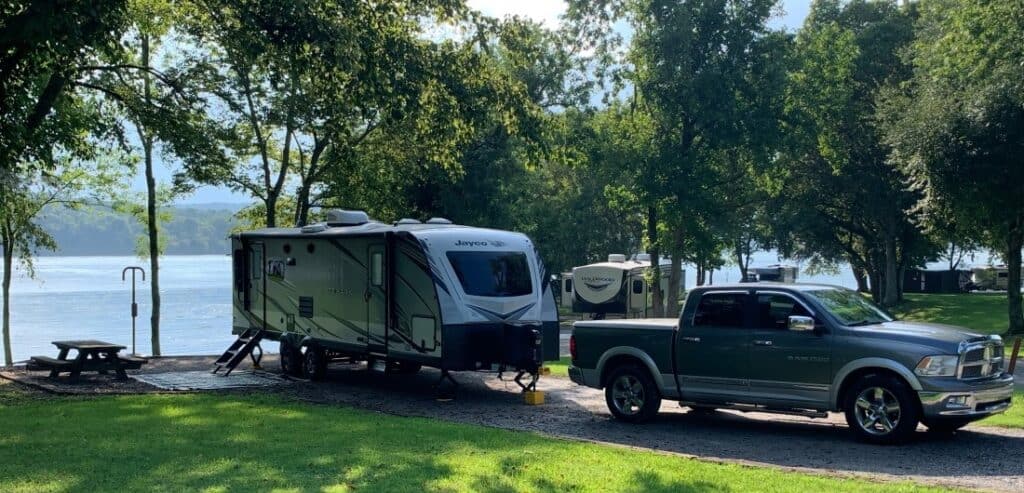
[524, 390, 545, 405]
[538, 366, 551, 376]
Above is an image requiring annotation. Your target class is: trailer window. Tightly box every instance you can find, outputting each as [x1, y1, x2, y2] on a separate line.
[371, 252, 384, 287]
[446, 251, 533, 297]
[632, 279, 644, 294]
[565, 279, 573, 293]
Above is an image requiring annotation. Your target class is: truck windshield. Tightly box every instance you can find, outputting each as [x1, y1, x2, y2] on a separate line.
[446, 251, 533, 297]
[805, 288, 894, 326]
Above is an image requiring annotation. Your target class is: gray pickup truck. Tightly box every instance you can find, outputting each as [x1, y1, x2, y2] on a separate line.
[568, 283, 1014, 444]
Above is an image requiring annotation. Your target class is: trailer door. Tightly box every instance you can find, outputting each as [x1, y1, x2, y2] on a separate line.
[367, 243, 387, 352]
[248, 242, 266, 329]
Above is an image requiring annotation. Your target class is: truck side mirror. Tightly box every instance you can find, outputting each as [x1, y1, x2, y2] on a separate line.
[788, 315, 815, 332]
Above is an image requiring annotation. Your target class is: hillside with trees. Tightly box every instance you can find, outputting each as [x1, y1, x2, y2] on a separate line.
[35, 205, 239, 256]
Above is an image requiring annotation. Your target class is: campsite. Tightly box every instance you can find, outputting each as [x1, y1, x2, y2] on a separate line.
[3, 0, 1024, 492]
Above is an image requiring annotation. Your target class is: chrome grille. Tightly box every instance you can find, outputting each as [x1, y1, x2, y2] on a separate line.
[958, 338, 1004, 380]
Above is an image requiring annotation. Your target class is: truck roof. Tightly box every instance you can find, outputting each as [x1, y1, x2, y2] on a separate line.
[690, 282, 846, 292]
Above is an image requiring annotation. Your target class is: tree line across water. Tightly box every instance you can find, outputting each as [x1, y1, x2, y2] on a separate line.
[1, 0, 1023, 365]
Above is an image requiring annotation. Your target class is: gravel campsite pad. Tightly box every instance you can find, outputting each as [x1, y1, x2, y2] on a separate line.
[4, 355, 1023, 492]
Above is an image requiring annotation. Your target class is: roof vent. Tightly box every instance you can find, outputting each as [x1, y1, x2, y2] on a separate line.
[425, 217, 453, 224]
[395, 218, 421, 225]
[301, 224, 327, 234]
[326, 209, 370, 226]
[608, 254, 627, 263]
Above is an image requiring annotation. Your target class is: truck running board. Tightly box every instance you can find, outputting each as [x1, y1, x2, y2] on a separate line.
[681, 401, 828, 419]
[212, 328, 265, 376]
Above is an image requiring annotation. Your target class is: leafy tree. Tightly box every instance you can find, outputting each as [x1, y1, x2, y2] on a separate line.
[779, 0, 922, 305]
[1, 160, 123, 366]
[881, 0, 1024, 332]
[0, 0, 129, 175]
[567, 0, 787, 316]
[175, 0, 483, 228]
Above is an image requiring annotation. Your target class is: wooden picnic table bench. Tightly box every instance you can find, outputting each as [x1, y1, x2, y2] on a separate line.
[26, 340, 147, 381]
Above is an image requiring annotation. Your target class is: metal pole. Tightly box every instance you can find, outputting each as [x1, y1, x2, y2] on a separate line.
[122, 267, 145, 355]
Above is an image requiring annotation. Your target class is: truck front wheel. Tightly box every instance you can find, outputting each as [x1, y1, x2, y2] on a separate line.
[843, 374, 920, 445]
[605, 365, 661, 423]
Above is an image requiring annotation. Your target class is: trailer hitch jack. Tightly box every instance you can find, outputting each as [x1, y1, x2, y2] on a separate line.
[434, 369, 459, 400]
[514, 370, 539, 393]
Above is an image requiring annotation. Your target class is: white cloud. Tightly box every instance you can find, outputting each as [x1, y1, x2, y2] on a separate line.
[467, 0, 567, 28]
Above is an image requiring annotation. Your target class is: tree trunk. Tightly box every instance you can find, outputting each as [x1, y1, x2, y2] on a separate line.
[2, 231, 13, 366]
[1006, 226, 1023, 334]
[735, 243, 748, 282]
[646, 206, 664, 318]
[696, 264, 705, 286]
[882, 235, 899, 307]
[852, 265, 869, 293]
[868, 268, 881, 303]
[142, 34, 161, 356]
[265, 194, 277, 228]
[294, 182, 312, 227]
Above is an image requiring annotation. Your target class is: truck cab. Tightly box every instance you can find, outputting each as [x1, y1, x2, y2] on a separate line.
[568, 283, 1014, 444]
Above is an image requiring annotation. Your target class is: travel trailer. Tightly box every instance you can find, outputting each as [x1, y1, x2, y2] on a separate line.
[228, 210, 559, 388]
[751, 265, 799, 283]
[970, 265, 1024, 291]
[569, 254, 682, 318]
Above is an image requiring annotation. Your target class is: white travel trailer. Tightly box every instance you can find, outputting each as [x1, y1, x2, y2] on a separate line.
[751, 265, 799, 283]
[570, 254, 681, 318]
[558, 272, 574, 309]
[970, 265, 1024, 291]
[227, 210, 559, 387]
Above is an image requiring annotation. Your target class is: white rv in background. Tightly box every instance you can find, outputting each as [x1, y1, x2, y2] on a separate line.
[568, 254, 683, 318]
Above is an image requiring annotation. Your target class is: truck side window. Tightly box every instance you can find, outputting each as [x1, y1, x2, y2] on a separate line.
[756, 294, 811, 330]
[693, 293, 746, 328]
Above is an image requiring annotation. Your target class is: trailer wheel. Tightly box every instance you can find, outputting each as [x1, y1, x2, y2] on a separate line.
[279, 340, 302, 377]
[301, 344, 327, 381]
[392, 361, 422, 375]
[604, 364, 661, 423]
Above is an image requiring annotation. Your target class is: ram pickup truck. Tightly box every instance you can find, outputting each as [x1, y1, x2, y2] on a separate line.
[568, 283, 1014, 444]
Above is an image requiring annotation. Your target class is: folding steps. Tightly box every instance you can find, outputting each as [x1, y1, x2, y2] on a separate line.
[212, 328, 265, 376]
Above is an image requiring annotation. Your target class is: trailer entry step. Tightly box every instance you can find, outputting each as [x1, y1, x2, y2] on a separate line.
[212, 328, 265, 376]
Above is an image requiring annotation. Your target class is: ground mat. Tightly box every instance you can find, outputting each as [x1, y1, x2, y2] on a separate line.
[131, 370, 288, 391]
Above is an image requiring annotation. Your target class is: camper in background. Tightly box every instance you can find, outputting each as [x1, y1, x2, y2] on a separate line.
[230, 210, 560, 390]
[970, 265, 1024, 291]
[569, 254, 684, 319]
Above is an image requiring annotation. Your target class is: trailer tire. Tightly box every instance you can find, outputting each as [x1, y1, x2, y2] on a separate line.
[604, 364, 661, 423]
[301, 344, 327, 381]
[391, 361, 422, 375]
[279, 340, 302, 377]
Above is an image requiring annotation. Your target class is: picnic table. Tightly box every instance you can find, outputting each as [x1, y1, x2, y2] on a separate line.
[27, 340, 147, 380]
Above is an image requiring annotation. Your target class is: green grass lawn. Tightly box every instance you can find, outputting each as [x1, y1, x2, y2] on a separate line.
[546, 356, 571, 377]
[0, 392, 954, 493]
[892, 293, 1023, 358]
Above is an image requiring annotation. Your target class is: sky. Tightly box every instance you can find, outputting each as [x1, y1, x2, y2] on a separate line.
[159, 1, 812, 206]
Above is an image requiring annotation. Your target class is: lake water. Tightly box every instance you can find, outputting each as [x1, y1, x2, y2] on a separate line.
[0, 252, 863, 363]
[2, 256, 236, 362]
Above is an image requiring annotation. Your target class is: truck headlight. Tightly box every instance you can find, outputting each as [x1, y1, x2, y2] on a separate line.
[915, 355, 959, 377]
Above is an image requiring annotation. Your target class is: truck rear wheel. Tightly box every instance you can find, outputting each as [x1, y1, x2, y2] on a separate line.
[605, 364, 661, 423]
[843, 374, 920, 445]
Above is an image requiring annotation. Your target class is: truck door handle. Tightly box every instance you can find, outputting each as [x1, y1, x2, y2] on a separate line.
[753, 340, 773, 346]
[681, 336, 701, 343]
